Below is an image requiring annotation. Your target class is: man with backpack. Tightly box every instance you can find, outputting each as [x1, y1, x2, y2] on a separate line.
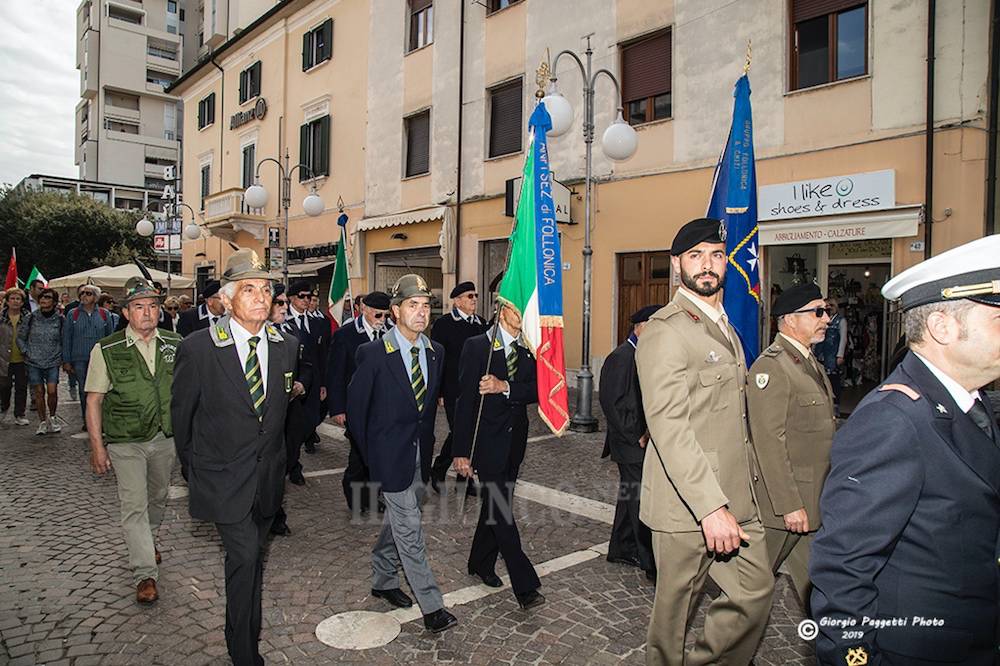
[62, 284, 114, 425]
[16, 288, 65, 435]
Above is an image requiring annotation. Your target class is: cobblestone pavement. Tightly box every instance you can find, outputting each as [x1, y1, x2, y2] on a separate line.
[0, 384, 816, 665]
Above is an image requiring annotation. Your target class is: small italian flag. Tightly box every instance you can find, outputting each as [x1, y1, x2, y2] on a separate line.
[26, 265, 47, 289]
[326, 214, 350, 325]
[497, 101, 569, 436]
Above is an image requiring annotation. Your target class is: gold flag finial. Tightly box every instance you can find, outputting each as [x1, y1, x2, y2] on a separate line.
[535, 48, 551, 99]
[743, 39, 752, 75]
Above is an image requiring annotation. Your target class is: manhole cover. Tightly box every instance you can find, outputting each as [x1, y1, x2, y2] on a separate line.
[316, 610, 401, 649]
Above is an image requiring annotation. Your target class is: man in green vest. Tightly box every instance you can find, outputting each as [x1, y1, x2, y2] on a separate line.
[85, 276, 181, 604]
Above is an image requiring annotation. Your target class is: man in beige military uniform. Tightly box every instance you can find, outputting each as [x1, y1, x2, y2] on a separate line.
[746, 282, 835, 608]
[636, 218, 774, 666]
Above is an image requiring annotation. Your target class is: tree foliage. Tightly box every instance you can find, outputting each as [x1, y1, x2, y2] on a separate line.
[0, 186, 156, 282]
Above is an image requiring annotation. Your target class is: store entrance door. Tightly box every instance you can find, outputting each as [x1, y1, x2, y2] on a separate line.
[372, 247, 444, 318]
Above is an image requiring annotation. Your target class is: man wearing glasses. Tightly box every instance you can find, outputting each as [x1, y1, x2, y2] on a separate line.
[429, 282, 486, 493]
[746, 283, 835, 609]
[327, 291, 391, 513]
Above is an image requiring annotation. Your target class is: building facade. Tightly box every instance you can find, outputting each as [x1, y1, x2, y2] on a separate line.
[174, 0, 993, 387]
[18, 174, 168, 213]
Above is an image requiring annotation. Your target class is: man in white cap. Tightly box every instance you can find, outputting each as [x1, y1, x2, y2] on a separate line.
[810, 235, 1000, 666]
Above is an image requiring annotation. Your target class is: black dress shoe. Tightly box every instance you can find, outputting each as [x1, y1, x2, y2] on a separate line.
[377, 497, 386, 514]
[462, 478, 480, 498]
[371, 588, 413, 608]
[645, 569, 657, 583]
[304, 441, 316, 454]
[270, 521, 291, 536]
[289, 470, 306, 486]
[516, 590, 546, 610]
[607, 554, 642, 568]
[467, 566, 502, 588]
[430, 476, 441, 494]
[423, 608, 458, 633]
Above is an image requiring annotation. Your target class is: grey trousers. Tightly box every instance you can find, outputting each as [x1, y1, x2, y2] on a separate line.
[371, 449, 444, 615]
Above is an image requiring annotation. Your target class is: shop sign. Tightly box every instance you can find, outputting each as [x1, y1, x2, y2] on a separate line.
[267, 247, 284, 270]
[287, 242, 338, 264]
[828, 238, 892, 260]
[505, 174, 572, 224]
[230, 98, 268, 130]
[759, 214, 918, 246]
[759, 170, 895, 221]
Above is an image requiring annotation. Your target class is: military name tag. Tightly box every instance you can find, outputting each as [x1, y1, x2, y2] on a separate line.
[755, 373, 769, 389]
[284, 371, 293, 393]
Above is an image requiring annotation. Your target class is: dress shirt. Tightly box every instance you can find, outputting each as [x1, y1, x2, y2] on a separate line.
[288, 305, 310, 334]
[391, 326, 428, 386]
[913, 352, 980, 414]
[230, 319, 269, 398]
[678, 287, 733, 345]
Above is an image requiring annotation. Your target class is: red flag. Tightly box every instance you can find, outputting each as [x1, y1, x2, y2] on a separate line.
[3, 248, 16, 290]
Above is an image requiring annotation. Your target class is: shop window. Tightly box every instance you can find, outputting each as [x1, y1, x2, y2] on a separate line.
[404, 110, 430, 177]
[488, 79, 522, 158]
[790, 0, 867, 90]
[620, 29, 671, 125]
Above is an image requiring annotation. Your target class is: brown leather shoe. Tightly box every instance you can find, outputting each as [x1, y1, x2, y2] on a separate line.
[154, 548, 162, 565]
[136, 578, 158, 604]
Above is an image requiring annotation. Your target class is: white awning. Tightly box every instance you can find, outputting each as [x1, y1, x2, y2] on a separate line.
[357, 205, 447, 232]
[758, 206, 923, 246]
[286, 260, 335, 277]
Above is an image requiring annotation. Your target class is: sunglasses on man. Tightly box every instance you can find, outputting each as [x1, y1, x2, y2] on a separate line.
[373, 312, 387, 319]
[790, 306, 833, 318]
[274, 298, 288, 305]
[295, 292, 312, 299]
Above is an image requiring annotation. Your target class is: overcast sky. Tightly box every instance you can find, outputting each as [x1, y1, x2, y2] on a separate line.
[0, 0, 78, 187]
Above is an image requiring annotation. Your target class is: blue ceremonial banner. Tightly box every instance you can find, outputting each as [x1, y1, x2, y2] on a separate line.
[707, 73, 761, 365]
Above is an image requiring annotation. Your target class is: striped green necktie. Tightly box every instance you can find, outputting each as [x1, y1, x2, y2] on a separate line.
[410, 346, 426, 412]
[246, 336, 265, 419]
[506, 346, 518, 379]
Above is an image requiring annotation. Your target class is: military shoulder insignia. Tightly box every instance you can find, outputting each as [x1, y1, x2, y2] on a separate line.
[936, 403, 948, 414]
[755, 373, 769, 389]
[845, 646, 868, 666]
[686, 311, 701, 322]
[382, 335, 397, 354]
[877, 383, 921, 401]
[493, 336, 503, 351]
[283, 371, 293, 393]
[216, 326, 229, 341]
[762, 344, 782, 358]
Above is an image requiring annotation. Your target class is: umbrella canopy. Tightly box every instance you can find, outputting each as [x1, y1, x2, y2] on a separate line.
[48, 264, 195, 289]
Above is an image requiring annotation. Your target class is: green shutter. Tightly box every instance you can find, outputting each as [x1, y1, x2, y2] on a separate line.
[320, 19, 333, 62]
[239, 70, 247, 103]
[318, 115, 331, 176]
[302, 30, 313, 70]
[299, 123, 311, 181]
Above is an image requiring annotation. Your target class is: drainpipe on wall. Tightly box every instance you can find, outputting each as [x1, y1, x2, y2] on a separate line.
[924, 0, 936, 259]
[210, 55, 225, 189]
[985, 0, 1000, 236]
[454, 0, 466, 278]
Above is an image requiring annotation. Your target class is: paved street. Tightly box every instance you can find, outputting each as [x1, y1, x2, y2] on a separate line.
[0, 385, 816, 665]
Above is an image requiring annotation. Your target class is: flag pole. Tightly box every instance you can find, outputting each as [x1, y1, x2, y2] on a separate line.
[457, 57, 551, 519]
[337, 197, 354, 322]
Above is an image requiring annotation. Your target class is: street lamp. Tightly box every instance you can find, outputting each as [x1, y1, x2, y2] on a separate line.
[244, 148, 325, 286]
[544, 36, 638, 433]
[137, 200, 202, 296]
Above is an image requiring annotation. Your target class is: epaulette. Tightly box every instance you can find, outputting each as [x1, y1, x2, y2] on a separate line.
[761, 344, 783, 358]
[656, 302, 697, 322]
[264, 323, 283, 343]
[878, 383, 921, 401]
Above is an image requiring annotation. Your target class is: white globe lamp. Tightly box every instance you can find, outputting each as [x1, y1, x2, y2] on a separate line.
[135, 217, 154, 237]
[302, 191, 325, 217]
[183, 222, 202, 240]
[541, 90, 574, 137]
[601, 111, 638, 161]
[244, 181, 268, 209]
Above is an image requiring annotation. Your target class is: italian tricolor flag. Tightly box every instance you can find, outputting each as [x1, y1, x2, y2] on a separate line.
[26, 265, 47, 289]
[326, 214, 351, 325]
[498, 101, 569, 436]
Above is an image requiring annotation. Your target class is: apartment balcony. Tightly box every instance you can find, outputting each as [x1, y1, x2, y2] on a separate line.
[104, 104, 141, 123]
[203, 188, 268, 241]
[146, 53, 180, 75]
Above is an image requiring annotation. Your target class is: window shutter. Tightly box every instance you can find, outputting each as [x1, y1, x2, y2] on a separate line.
[406, 111, 430, 177]
[318, 115, 331, 176]
[411, 0, 432, 12]
[792, 0, 865, 23]
[489, 81, 522, 158]
[254, 61, 262, 95]
[239, 70, 247, 103]
[621, 30, 671, 104]
[198, 100, 205, 128]
[302, 30, 313, 70]
[319, 19, 333, 62]
[209, 93, 215, 124]
[299, 123, 311, 181]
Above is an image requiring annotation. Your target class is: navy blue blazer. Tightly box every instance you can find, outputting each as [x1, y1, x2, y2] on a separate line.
[451, 331, 537, 476]
[346, 331, 444, 493]
[810, 351, 1000, 666]
[326, 317, 374, 417]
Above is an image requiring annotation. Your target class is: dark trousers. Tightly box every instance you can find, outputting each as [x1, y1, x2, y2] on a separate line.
[342, 431, 374, 511]
[469, 467, 540, 597]
[0, 362, 28, 417]
[431, 396, 457, 480]
[215, 508, 274, 666]
[608, 461, 654, 572]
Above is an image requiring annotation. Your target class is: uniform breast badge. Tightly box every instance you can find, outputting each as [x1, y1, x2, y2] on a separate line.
[755, 373, 769, 389]
[706, 351, 721, 364]
[284, 371, 293, 393]
[845, 646, 868, 666]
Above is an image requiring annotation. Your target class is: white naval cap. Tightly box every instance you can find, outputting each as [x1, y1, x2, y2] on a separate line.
[882, 235, 1000, 311]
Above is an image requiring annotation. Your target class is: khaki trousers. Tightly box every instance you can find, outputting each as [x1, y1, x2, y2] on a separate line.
[646, 519, 774, 666]
[764, 527, 813, 608]
[106, 434, 175, 585]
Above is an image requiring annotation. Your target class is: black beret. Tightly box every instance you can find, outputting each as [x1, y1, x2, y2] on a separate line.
[272, 283, 285, 297]
[450, 281, 476, 299]
[363, 291, 391, 310]
[670, 217, 727, 256]
[631, 304, 664, 325]
[772, 283, 823, 317]
[202, 280, 221, 298]
[288, 280, 313, 296]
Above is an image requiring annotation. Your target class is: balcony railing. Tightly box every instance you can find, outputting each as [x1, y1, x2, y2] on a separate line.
[204, 188, 266, 220]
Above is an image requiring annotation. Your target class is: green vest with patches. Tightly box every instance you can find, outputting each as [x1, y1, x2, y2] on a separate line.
[99, 329, 181, 443]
